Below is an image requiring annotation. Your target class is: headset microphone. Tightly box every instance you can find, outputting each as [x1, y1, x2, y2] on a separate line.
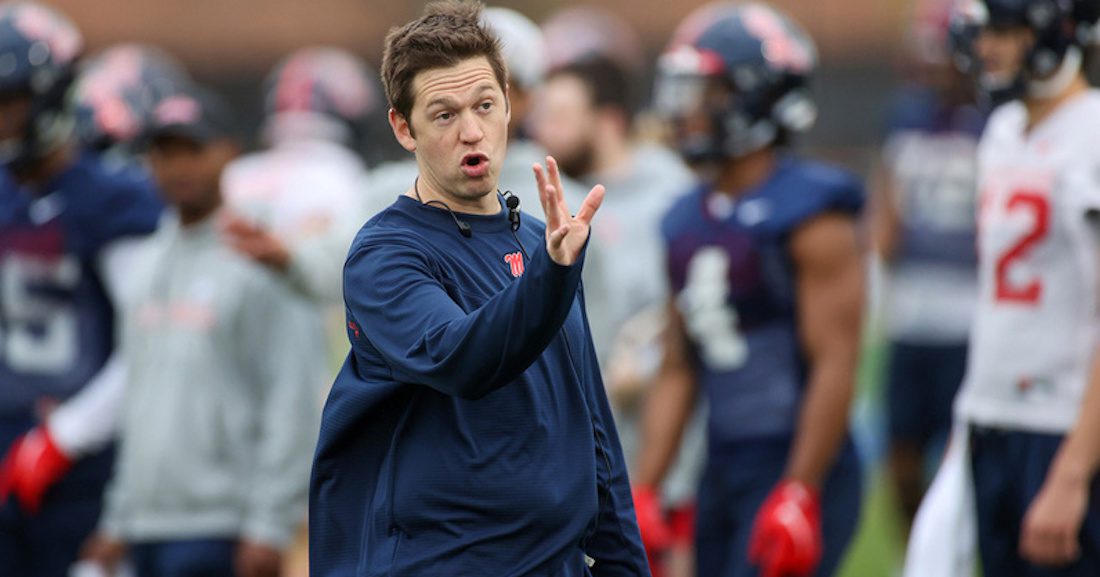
[504, 190, 521, 232]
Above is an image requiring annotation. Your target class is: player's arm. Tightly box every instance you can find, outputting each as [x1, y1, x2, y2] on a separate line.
[747, 212, 863, 577]
[0, 238, 143, 514]
[1020, 323, 1100, 565]
[785, 212, 863, 485]
[635, 300, 698, 488]
[47, 238, 146, 456]
[869, 161, 902, 262]
[632, 299, 698, 552]
[282, 212, 361, 304]
[222, 173, 365, 305]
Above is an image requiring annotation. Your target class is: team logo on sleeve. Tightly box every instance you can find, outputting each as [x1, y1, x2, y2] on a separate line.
[503, 252, 524, 278]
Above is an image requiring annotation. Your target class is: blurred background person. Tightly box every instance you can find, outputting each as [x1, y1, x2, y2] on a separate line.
[636, 4, 865, 577]
[906, 0, 1100, 573]
[219, 46, 374, 306]
[529, 17, 700, 574]
[81, 85, 322, 577]
[71, 43, 192, 163]
[869, 0, 984, 530]
[540, 5, 647, 78]
[530, 55, 695, 365]
[0, 4, 164, 576]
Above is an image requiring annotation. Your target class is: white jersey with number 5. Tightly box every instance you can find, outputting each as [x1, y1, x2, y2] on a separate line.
[957, 91, 1100, 433]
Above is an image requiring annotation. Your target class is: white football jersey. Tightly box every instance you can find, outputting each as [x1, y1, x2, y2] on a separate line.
[957, 90, 1100, 433]
[222, 138, 370, 304]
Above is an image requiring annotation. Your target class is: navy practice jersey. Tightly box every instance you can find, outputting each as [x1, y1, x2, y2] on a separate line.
[0, 152, 162, 416]
[885, 86, 984, 267]
[662, 156, 863, 446]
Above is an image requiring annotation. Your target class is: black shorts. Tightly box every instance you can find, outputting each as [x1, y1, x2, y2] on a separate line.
[886, 340, 967, 449]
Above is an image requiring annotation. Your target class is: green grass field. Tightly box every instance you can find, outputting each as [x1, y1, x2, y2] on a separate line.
[837, 470, 906, 577]
[837, 334, 906, 577]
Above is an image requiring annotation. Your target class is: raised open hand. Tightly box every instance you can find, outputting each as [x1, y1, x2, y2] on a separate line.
[533, 156, 604, 266]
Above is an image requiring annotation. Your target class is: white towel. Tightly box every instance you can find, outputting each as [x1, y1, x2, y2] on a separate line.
[903, 422, 977, 577]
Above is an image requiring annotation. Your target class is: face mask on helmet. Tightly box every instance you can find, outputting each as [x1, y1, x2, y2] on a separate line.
[950, 0, 1098, 105]
[656, 2, 818, 163]
[0, 2, 83, 171]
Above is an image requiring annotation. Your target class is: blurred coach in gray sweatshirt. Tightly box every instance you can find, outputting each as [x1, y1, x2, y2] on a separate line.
[81, 85, 324, 577]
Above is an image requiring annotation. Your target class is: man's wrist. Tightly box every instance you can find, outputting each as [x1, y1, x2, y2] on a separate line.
[1048, 450, 1093, 490]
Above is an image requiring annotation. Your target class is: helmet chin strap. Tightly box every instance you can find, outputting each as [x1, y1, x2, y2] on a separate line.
[1029, 46, 1083, 100]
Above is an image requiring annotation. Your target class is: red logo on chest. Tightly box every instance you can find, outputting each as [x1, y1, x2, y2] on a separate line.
[503, 252, 524, 278]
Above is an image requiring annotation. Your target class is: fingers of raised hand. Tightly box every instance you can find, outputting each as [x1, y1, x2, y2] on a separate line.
[533, 163, 559, 230]
[574, 184, 605, 225]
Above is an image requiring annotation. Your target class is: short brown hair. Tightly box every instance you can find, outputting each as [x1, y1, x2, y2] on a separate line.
[381, 1, 508, 123]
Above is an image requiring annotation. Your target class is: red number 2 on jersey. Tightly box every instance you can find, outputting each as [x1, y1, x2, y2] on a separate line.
[995, 190, 1050, 304]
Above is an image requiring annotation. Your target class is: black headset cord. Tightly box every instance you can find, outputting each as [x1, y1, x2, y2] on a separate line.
[414, 177, 472, 238]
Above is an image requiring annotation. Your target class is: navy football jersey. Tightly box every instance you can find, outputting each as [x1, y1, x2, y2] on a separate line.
[0, 152, 162, 415]
[662, 156, 863, 445]
[885, 86, 984, 267]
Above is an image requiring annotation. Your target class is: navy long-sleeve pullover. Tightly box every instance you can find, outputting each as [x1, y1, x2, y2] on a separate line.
[309, 194, 649, 577]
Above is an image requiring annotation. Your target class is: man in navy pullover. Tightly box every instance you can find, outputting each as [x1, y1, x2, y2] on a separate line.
[308, 2, 649, 576]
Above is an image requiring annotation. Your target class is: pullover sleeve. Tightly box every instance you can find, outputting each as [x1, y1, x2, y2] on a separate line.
[344, 235, 586, 400]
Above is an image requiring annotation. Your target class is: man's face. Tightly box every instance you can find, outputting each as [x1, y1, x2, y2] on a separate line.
[975, 25, 1033, 88]
[0, 91, 31, 158]
[391, 56, 510, 203]
[148, 135, 236, 214]
[531, 73, 596, 179]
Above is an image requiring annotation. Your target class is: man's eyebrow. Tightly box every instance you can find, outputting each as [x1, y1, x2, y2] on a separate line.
[424, 83, 499, 109]
[474, 83, 498, 95]
[425, 95, 458, 110]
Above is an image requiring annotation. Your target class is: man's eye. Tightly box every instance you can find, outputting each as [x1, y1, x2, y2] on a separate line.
[437, 112, 454, 121]
[479, 102, 493, 111]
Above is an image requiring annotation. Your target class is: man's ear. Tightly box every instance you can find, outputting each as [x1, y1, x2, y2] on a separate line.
[504, 82, 512, 126]
[389, 108, 417, 152]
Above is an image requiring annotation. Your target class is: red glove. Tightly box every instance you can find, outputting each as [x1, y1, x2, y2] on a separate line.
[632, 485, 673, 555]
[748, 480, 822, 577]
[0, 427, 72, 514]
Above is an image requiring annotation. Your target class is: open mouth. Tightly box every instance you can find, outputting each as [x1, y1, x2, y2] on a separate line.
[461, 153, 490, 177]
[463, 153, 487, 167]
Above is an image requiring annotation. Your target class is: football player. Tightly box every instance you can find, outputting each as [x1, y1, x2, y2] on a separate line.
[220, 46, 374, 305]
[947, 0, 1100, 571]
[634, 3, 864, 577]
[870, 0, 984, 527]
[0, 3, 162, 576]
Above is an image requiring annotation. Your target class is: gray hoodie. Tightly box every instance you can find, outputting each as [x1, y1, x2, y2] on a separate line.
[101, 210, 325, 547]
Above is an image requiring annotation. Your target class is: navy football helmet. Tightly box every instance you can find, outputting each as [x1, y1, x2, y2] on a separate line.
[262, 47, 378, 147]
[655, 2, 818, 161]
[0, 1, 82, 169]
[71, 44, 190, 152]
[950, 0, 1100, 102]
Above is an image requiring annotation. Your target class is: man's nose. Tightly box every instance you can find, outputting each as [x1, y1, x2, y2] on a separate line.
[458, 112, 484, 144]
